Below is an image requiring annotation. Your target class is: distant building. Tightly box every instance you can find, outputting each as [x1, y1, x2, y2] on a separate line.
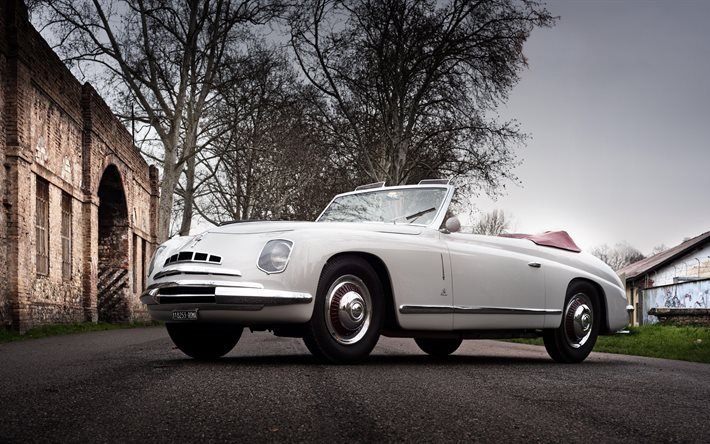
[618, 232, 710, 325]
[0, 1, 159, 332]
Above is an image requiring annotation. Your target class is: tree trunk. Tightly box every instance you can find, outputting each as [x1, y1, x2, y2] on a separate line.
[179, 145, 197, 236]
[157, 134, 180, 242]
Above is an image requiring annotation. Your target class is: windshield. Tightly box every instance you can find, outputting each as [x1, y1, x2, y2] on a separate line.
[317, 187, 448, 225]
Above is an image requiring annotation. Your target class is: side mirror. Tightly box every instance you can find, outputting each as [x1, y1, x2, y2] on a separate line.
[444, 216, 461, 233]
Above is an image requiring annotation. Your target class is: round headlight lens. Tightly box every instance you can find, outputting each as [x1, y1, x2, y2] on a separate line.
[258, 239, 293, 274]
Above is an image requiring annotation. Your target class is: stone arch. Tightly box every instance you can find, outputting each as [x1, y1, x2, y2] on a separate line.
[97, 164, 131, 322]
[94, 154, 133, 216]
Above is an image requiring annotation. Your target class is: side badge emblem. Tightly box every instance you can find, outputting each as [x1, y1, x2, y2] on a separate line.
[440, 288, 448, 297]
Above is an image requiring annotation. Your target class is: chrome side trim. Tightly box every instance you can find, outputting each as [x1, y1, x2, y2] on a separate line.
[399, 304, 562, 315]
[154, 264, 242, 279]
[398, 305, 455, 314]
[454, 306, 562, 315]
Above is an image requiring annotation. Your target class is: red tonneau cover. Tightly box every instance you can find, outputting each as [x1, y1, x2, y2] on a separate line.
[499, 231, 581, 253]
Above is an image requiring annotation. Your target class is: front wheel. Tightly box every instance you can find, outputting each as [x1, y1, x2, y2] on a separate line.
[166, 323, 242, 360]
[303, 256, 384, 364]
[543, 282, 599, 363]
[415, 337, 463, 357]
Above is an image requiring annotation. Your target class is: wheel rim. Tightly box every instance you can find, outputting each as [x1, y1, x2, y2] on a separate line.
[324, 275, 372, 345]
[563, 293, 593, 349]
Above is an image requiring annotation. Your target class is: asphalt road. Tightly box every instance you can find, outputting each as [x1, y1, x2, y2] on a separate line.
[1, 327, 709, 443]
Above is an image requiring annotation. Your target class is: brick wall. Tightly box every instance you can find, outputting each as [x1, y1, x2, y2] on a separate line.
[1, 1, 158, 332]
[0, 16, 8, 327]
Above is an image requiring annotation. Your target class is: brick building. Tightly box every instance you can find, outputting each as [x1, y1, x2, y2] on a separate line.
[1, 1, 159, 332]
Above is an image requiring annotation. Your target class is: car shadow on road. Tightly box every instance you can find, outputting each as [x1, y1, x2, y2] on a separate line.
[148, 353, 616, 368]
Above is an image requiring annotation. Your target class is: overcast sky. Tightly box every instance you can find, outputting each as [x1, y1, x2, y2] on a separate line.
[471, 0, 710, 254]
[36, 1, 706, 252]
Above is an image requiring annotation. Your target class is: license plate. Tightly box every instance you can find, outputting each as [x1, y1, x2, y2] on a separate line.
[172, 309, 198, 321]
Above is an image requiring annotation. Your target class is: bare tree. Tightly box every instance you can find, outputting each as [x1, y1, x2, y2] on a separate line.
[591, 242, 645, 271]
[650, 244, 668, 256]
[472, 209, 511, 236]
[193, 43, 348, 225]
[288, 0, 555, 193]
[34, 0, 282, 241]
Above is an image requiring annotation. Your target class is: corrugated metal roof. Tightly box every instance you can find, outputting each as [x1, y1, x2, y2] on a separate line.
[618, 231, 710, 281]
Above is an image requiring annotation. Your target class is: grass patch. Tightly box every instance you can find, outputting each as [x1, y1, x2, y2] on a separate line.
[511, 325, 710, 364]
[0, 321, 160, 344]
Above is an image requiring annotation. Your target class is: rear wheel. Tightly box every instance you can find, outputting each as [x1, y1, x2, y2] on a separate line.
[303, 256, 384, 363]
[415, 337, 463, 357]
[166, 323, 242, 360]
[543, 281, 599, 363]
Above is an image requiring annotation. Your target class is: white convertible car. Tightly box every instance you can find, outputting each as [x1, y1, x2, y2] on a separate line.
[142, 181, 628, 363]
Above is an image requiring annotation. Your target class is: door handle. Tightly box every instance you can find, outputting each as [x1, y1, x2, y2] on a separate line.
[528, 262, 541, 268]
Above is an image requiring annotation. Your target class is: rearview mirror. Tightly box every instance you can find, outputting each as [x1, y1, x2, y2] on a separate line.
[444, 216, 461, 233]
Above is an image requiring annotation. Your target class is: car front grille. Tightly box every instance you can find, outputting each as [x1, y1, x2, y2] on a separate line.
[159, 286, 215, 296]
[158, 296, 216, 304]
[157, 286, 217, 304]
[164, 251, 222, 267]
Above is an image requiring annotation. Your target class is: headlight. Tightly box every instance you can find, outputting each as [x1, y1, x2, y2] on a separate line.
[257, 239, 293, 274]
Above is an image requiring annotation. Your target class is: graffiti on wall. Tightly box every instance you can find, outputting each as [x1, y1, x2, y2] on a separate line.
[642, 279, 710, 324]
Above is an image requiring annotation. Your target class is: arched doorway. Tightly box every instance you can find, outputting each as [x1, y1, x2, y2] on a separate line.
[97, 165, 130, 322]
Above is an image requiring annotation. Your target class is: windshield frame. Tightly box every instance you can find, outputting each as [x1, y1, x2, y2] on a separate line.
[315, 184, 455, 229]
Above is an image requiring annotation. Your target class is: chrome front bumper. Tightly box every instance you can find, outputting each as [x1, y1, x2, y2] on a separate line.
[140, 279, 313, 309]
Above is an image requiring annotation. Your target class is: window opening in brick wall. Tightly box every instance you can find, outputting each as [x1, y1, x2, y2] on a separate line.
[142, 238, 149, 285]
[133, 233, 139, 293]
[36, 177, 50, 276]
[61, 192, 73, 280]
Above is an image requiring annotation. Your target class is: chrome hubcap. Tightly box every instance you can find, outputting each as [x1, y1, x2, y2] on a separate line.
[325, 276, 372, 345]
[564, 293, 593, 349]
[338, 291, 366, 330]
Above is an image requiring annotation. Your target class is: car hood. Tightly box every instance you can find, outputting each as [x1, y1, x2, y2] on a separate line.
[206, 220, 425, 236]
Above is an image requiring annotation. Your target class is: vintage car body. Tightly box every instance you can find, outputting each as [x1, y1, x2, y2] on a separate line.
[142, 182, 628, 363]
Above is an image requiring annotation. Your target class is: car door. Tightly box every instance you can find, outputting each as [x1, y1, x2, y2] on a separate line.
[383, 229, 454, 331]
[444, 233, 547, 330]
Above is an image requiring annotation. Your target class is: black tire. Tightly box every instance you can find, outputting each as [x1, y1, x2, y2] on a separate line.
[543, 281, 600, 363]
[303, 256, 384, 364]
[414, 337, 463, 357]
[166, 323, 242, 360]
